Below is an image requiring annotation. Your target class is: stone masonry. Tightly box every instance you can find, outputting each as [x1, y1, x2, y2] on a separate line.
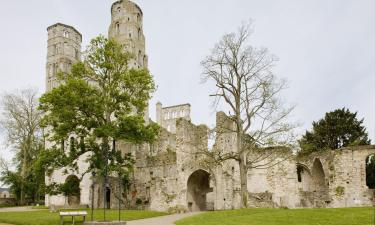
[45, 0, 375, 212]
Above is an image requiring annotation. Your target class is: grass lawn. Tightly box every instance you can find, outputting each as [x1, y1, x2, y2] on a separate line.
[176, 207, 374, 225]
[0, 209, 167, 225]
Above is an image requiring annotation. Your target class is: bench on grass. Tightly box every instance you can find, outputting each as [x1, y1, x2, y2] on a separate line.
[59, 211, 87, 225]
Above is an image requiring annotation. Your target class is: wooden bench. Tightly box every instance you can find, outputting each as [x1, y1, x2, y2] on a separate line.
[59, 211, 87, 225]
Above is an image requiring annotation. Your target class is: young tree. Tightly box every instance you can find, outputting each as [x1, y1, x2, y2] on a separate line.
[201, 23, 296, 207]
[0, 88, 43, 205]
[299, 107, 371, 155]
[39, 36, 159, 213]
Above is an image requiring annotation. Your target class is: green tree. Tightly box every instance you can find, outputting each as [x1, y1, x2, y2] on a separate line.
[0, 88, 44, 205]
[299, 107, 371, 155]
[39, 35, 159, 196]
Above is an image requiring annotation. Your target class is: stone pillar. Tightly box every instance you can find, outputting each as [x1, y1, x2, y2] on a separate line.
[156, 102, 162, 125]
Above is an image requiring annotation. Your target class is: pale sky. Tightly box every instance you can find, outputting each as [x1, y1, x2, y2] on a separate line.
[0, 0, 374, 163]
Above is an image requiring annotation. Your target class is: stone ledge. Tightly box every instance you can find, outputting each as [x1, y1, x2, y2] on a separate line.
[84, 221, 126, 225]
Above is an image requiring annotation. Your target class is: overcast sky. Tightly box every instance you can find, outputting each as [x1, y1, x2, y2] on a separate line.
[0, 0, 374, 162]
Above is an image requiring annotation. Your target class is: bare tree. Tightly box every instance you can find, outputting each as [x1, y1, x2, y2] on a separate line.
[201, 22, 296, 207]
[0, 88, 42, 205]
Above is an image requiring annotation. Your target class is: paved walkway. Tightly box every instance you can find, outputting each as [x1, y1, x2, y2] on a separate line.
[127, 212, 201, 225]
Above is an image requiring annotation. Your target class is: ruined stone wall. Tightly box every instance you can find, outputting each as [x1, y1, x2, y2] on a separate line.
[156, 103, 191, 133]
[324, 146, 375, 207]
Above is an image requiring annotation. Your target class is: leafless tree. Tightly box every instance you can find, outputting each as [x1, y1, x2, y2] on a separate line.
[201, 22, 297, 207]
[0, 88, 42, 205]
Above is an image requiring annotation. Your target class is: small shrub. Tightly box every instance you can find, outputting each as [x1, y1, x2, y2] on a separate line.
[335, 186, 345, 196]
[168, 205, 188, 214]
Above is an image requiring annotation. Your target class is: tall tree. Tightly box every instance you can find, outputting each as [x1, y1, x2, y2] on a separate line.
[299, 107, 371, 155]
[0, 88, 43, 205]
[39, 36, 159, 208]
[201, 23, 296, 207]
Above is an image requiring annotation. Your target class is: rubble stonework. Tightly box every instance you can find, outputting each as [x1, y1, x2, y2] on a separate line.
[45, 0, 375, 211]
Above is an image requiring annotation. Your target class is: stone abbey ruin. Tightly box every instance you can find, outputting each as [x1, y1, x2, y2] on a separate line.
[44, 0, 375, 212]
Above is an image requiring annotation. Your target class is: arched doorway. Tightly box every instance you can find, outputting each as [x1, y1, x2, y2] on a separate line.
[311, 158, 329, 207]
[365, 154, 375, 189]
[187, 170, 212, 212]
[312, 158, 327, 191]
[64, 175, 81, 206]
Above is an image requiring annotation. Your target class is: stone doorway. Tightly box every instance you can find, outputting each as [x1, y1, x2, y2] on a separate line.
[187, 169, 213, 212]
[311, 158, 329, 207]
[65, 175, 81, 206]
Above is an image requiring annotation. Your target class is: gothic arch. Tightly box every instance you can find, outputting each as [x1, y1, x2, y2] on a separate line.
[64, 175, 81, 206]
[297, 163, 312, 191]
[186, 169, 212, 211]
[311, 158, 327, 191]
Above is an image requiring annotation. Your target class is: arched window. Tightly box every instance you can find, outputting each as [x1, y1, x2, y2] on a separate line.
[143, 55, 147, 67]
[138, 28, 141, 39]
[74, 49, 79, 59]
[129, 32, 132, 38]
[137, 13, 141, 22]
[63, 31, 69, 38]
[115, 22, 120, 35]
[53, 44, 58, 54]
[138, 50, 142, 65]
[70, 137, 75, 152]
[117, 6, 121, 13]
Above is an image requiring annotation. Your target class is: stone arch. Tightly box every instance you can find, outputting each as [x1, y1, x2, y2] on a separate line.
[365, 154, 375, 189]
[296, 163, 312, 191]
[311, 158, 327, 191]
[187, 169, 213, 212]
[64, 175, 81, 206]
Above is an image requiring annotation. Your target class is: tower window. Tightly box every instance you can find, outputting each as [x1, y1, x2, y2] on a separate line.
[53, 44, 58, 54]
[63, 31, 69, 38]
[137, 13, 141, 22]
[138, 28, 141, 39]
[75, 49, 79, 59]
[115, 22, 120, 35]
[129, 33, 132, 38]
[117, 7, 121, 13]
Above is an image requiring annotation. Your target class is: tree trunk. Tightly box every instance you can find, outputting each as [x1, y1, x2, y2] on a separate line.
[239, 153, 248, 208]
[20, 143, 27, 205]
[237, 128, 248, 208]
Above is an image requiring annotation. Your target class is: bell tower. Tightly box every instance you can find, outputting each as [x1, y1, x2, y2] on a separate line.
[109, 0, 148, 69]
[109, 0, 149, 122]
[45, 23, 82, 92]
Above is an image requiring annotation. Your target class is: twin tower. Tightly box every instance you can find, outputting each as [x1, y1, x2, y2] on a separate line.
[45, 0, 149, 120]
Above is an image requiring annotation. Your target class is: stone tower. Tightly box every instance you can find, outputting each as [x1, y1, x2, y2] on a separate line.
[108, 0, 149, 122]
[46, 23, 82, 92]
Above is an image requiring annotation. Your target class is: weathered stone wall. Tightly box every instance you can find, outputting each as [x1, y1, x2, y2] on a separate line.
[156, 103, 191, 133]
[46, 23, 81, 91]
[45, 0, 375, 212]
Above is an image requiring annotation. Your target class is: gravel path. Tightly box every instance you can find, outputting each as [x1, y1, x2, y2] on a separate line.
[127, 212, 201, 225]
[0, 206, 45, 212]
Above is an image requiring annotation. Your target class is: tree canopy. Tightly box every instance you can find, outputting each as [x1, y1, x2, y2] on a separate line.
[200, 22, 296, 207]
[0, 88, 45, 205]
[299, 107, 371, 155]
[39, 35, 159, 181]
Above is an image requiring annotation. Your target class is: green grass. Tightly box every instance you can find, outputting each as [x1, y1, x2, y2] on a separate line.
[176, 207, 374, 225]
[0, 209, 167, 225]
